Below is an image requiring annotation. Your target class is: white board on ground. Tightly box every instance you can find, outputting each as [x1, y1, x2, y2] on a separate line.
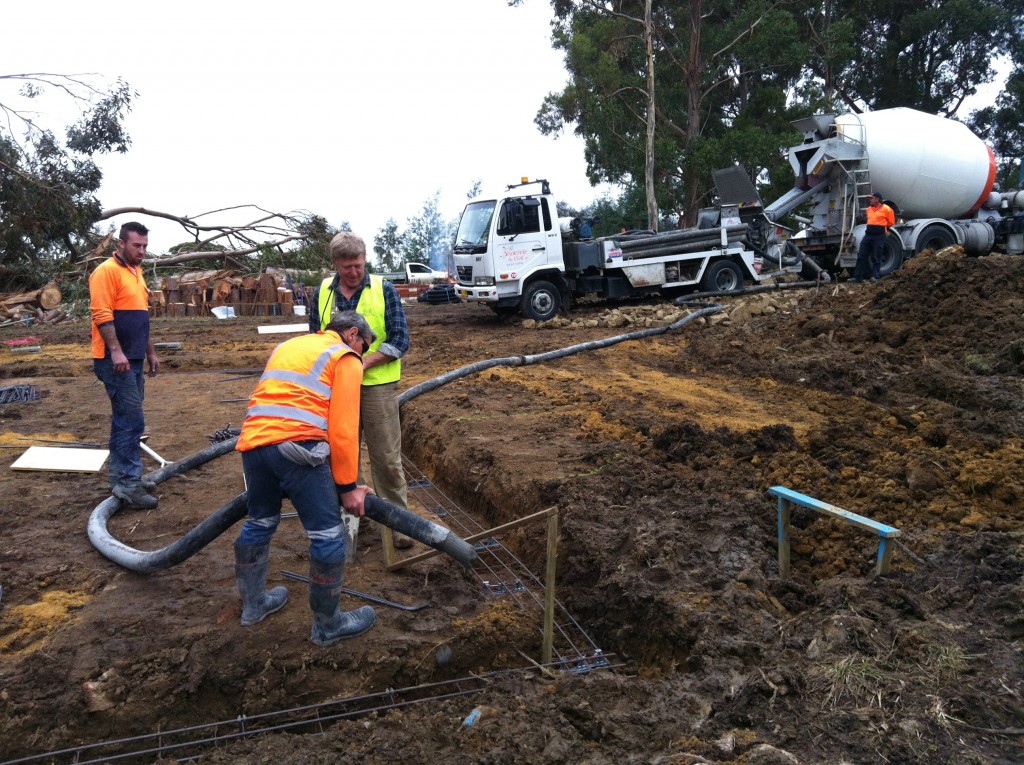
[256, 324, 308, 335]
[11, 446, 109, 472]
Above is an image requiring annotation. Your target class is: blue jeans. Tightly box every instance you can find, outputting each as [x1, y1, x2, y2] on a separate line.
[93, 357, 146, 489]
[238, 442, 347, 563]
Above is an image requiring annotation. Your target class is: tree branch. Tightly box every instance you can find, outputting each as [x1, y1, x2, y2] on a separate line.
[151, 236, 304, 266]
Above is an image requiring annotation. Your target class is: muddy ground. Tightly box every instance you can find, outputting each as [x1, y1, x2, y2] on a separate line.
[0, 248, 1022, 764]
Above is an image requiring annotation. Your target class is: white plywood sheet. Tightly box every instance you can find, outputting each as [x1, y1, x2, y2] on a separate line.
[256, 323, 308, 335]
[11, 446, 109, 472]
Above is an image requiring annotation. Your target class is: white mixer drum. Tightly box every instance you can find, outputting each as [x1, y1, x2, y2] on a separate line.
[835, 108, 996, 219]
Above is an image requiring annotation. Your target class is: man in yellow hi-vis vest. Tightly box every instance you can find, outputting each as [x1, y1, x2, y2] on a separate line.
[309, 232, 412, 548]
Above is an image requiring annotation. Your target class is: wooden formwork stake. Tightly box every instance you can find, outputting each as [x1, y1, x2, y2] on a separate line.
[542, 510, 559, 665]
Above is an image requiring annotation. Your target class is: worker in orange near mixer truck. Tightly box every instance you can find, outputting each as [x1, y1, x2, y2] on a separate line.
[852, 192, 896, 283]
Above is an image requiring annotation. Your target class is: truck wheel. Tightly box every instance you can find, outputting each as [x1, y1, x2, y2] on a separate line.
[879, 235, 905, 276]
[700, 260, 744, 293]
[521, 280, 561, 321]
[914, 224, 956, 255]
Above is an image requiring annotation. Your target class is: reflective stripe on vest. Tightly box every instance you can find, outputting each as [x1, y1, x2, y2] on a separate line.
[245, 343, 347, 431]
[257, 343, 344, 399]
[246, 403, 328, 430]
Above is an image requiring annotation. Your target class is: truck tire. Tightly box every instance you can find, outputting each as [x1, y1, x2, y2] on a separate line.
[520, 280, 561, 322]
[879, 234, 905, 276]
[700, 260, 744, 293]
[914, 224, 957, 255]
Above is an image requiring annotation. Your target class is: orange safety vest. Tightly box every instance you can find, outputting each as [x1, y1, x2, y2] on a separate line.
[237, 330, 363, 485]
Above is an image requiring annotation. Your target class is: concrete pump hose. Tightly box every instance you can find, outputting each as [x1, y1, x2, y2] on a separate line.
[89, 303, 724, 572]
[363, 494, 478, 568]
[787, 242, 831, 282]
[87, 438, 242, 573]
[398, 301, 723, 405]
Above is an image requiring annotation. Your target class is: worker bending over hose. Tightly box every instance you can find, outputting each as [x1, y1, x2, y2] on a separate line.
[234, 309, 378, 646]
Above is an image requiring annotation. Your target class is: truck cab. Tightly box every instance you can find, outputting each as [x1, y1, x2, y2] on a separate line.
[453, 179, 566, 317]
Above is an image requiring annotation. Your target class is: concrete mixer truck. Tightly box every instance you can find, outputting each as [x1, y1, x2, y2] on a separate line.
[765, 107, 1024, 278]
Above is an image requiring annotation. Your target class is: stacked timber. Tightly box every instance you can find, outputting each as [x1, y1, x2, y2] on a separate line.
[151, 270, 303, 317]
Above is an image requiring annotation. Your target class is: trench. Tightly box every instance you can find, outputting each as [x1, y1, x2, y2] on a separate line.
[87, 301, 724, 572]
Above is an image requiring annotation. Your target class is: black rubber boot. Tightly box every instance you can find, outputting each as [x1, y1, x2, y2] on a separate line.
[113, 484, 158, 509]
[110, 477, 157, 492]
[308, 557, 376, 646]
[234, 542, 289, 626]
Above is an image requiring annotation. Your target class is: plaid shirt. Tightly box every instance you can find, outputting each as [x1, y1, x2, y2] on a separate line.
[309, 273, 410, 361]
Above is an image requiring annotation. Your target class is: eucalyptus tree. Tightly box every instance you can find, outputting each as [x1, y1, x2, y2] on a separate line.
[804, 0, 1024, 116]
[400, 191, 451, 270]
[523, 0, 1020, 230]
[530, 0, 810, 227]
[373, 218, 404, 272]
[0, 73, 135, 277]
[970, 39, 1024, 188]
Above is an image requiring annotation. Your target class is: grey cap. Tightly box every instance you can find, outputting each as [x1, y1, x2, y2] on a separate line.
[326, 309, 376, 348]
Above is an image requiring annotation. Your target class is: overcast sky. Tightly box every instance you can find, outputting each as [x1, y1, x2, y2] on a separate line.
[4, 1, 1007, 264]
[4, 0, 613, 260]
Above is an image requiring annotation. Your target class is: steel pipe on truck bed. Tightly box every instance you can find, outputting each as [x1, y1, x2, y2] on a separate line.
[617, 224, 749, 250]
[618, 235, 747, 260]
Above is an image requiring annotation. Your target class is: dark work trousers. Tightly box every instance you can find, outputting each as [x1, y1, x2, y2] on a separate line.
[855, 231, 886, 280]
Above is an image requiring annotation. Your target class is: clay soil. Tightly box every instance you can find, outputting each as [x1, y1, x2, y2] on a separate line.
[1, 248, 1022, 764]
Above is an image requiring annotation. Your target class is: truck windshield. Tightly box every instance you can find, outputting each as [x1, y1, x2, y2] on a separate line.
[454, 201, 494, 251]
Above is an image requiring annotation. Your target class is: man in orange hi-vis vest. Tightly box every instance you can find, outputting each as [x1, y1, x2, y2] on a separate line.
[233, 309, 379, 647]
[853, 192, 896, 283]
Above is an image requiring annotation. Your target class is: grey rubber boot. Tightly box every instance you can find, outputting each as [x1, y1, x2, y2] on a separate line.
[234, 542, 289, 626]
[308, 557, 376, 646]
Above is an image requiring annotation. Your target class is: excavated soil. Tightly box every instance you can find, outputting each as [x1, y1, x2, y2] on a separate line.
[1, 248, 1022, 764]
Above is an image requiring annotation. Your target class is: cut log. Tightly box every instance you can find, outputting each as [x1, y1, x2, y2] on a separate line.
[38, 284, 62, 310]
[0, 283, 62, 311]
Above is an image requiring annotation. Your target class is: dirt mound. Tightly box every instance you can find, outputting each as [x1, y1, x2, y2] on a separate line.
[1, 251, 1022, 764]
